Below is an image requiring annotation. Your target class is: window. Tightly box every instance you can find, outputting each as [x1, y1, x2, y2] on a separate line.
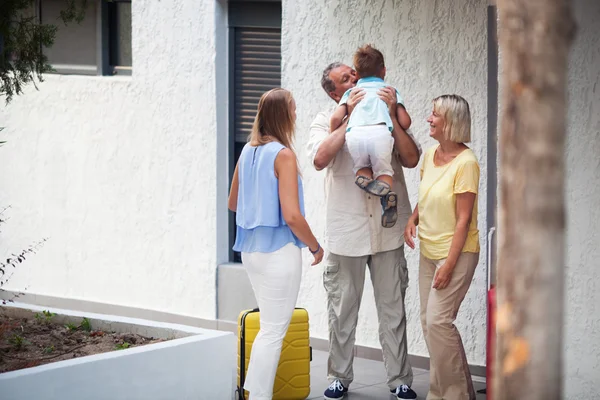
[228, 0, 282, 262]
[107, 0, 132, 74]
[39, 0, 132, 75]
[40, 0, 98, 74]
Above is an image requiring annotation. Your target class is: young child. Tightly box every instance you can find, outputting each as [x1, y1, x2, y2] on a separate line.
[330, 44, 411, 228]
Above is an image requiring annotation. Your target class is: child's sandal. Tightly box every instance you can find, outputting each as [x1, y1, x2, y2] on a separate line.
[355, 175, 373, 191]
[365, 180, 391, 197]
[355, 176, 391, 197]
[381, 192, 398, 228]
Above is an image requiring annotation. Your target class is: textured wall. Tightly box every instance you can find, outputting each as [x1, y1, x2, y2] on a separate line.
[283, 0, 489, 365]
[0, 1, 219, 319]
[2, 1, 596, 394]
[564, 0, 600, 397]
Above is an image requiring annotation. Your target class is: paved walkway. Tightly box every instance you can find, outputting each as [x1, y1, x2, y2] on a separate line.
[308, 349, 487, 400]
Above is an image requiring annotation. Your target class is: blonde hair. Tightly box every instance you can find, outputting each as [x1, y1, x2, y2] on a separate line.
[432, 94, 471, 143]
[250, 88, 296, 150]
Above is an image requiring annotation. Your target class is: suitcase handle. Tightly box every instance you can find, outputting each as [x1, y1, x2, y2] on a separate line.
[487, 227, 496, 291]
[250, 307, 305, 312]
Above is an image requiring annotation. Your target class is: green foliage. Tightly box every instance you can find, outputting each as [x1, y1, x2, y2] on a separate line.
[115, 341, 131, 350]
[0, 0, 87, 104]
[8, 333, 30, 349]
[34, 310, 56, 323]
[79, 317, 91, 332]
[64, 322, 78, 331]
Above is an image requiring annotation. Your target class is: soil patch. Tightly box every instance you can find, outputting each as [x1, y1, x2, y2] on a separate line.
[0, 311, 164, 373]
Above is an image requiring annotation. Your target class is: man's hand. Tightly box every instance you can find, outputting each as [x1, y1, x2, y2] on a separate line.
[378, 86, 397, 116]
[346, 88, 365, 116]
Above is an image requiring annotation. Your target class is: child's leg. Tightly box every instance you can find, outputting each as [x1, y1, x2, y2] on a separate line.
[370, 126, 395, 185]
[356, 167, 373, 180]
[376, 173, 393, 188]
[349, 129, 387, 195]
[369, 128, 398, 227]
[346, 129, 373, 192]
[355, 167, 377, 194]
[352, 126, 393, 196]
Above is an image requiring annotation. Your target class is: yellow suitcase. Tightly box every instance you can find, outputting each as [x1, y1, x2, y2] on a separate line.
[236, 308, 312, 400]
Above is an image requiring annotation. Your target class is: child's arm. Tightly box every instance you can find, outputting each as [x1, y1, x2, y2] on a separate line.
[396, 104, 412, 131]
[330, 104, 348, 132]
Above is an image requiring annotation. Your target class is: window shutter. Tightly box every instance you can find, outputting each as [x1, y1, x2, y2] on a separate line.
[233, 27, 281, 144]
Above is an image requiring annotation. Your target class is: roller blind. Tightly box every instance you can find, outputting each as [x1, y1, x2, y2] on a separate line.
[233, 27, 281, 143]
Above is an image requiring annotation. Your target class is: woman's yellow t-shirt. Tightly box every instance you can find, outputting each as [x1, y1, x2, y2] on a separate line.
[418, 145, 480, 260]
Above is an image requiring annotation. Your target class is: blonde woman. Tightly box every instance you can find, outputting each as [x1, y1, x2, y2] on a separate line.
[228, 88, 324, 400]
[404, 95, 480, 400]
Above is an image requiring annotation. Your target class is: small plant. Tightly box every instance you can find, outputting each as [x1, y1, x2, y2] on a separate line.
[8, 334, 29, 350]
[34, 310, 56, 323]
[115, 342, 131, 350]
[65, 322, 78, 331]
[79, 317, 92, 332]
[43, 310, 55, 319]
[43, 345, 55, 354]
[0, 206, 47, 304]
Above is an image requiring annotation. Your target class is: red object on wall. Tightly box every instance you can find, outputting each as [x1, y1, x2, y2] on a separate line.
[487, 284, 496, 400]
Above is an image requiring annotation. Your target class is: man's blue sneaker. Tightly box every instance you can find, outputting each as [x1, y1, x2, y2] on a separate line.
[324, 379, 348, 399]
[391, 384, 418, 399]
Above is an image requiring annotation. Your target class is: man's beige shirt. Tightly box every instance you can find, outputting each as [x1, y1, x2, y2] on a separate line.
[307, 107, 422, 257]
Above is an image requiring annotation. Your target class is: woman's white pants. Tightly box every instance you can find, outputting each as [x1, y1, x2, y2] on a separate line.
[242, 243, 303, 400]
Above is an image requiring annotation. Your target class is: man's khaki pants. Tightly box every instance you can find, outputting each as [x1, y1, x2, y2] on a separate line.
[419, 252, 479, 400]
[323, 246, 413, 389]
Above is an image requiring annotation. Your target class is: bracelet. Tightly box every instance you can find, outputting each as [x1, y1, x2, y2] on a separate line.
[309, 243, 321, 255]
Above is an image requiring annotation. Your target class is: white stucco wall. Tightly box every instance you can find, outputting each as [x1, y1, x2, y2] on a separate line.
[0, 1, 219, 320]
[283, 0, 490, 366]
[2, 1, 598, 395]
[564, 0, 600, 398]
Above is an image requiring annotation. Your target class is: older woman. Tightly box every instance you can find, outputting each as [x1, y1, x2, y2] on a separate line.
[404, 94, 480, 400]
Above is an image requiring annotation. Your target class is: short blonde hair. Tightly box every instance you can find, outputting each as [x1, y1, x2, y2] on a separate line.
[432, 94, 471, 143]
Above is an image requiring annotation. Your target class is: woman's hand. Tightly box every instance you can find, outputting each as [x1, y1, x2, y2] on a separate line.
[311, 246, 324, 266]
[432, 263, 454, 290]
[404, 220, 417, 249]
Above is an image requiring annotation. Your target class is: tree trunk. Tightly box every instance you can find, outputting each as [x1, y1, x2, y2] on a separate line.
[494, 0, 576, 399]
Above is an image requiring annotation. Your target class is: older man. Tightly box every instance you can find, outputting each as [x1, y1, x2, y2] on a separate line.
[307, 62, 422, 400]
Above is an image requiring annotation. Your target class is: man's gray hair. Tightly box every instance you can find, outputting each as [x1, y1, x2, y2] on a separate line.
[321, 62, 343, 96]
